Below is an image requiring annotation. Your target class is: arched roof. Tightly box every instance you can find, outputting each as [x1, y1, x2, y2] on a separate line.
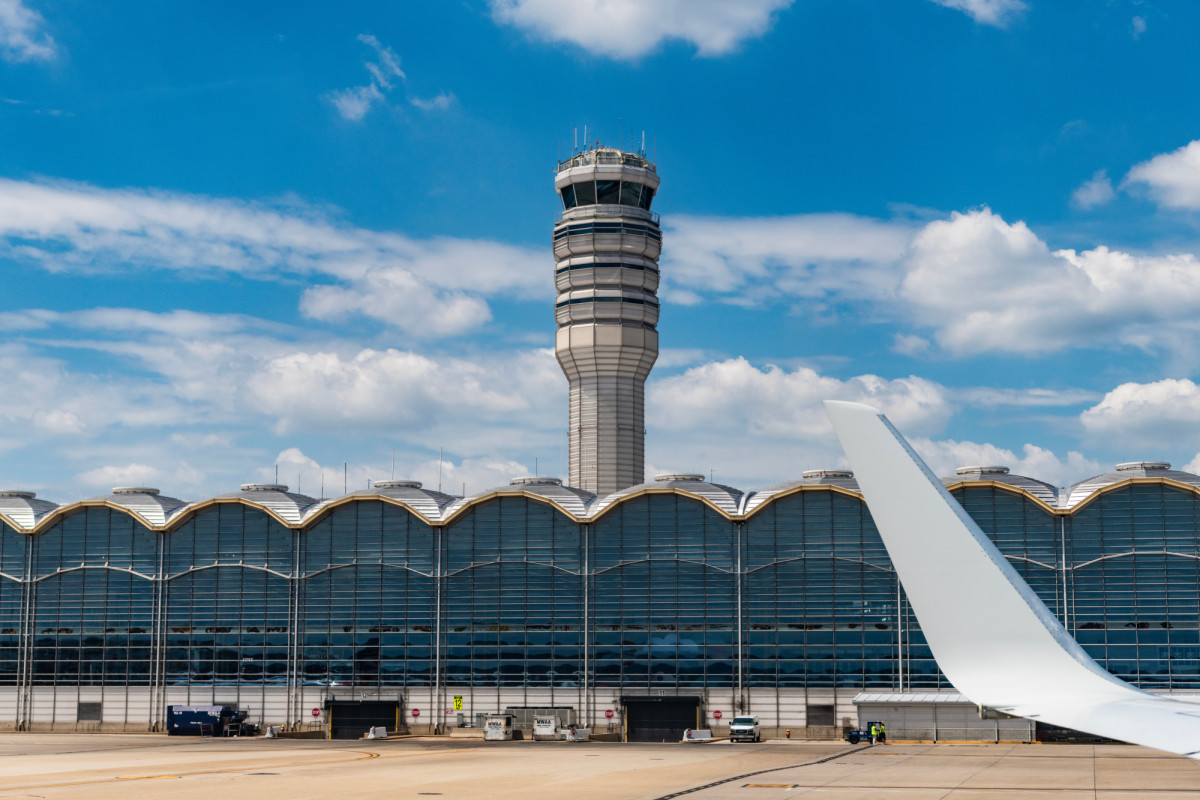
[1065, 462, 1200, 508]
[0, 491, 59, 531]
[942, 466, 1060, 507]
[318, 480, 457, 523]
[742, 470, 861, 515]
[442, 477, 596, 521]
[80, 487, 190, 527]
[213, 484, 319, 526]
[588, 473, 743, 519]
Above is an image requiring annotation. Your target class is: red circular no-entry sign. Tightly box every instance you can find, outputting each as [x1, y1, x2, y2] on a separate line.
[311, 708, 320, 717]
[412, 708, 421, 718]
[604, 709, 614, 719]
[713, 710, 723, 720]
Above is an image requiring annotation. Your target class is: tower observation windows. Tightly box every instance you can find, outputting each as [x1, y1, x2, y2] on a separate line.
[596, 180, 621, 204]
[560, 180, 654, 211]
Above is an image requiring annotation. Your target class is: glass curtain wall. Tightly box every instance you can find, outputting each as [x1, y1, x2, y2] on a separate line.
[30, 509, 156, 686]
[1068, 484, 1200, 689]
[0, 524, 25, 686]
[163, 506, 292, 686]
[743, 491, 901, 689]
[299, 501, 436, 687]
[443, 498, 584, 688]
[591, 495, 737, 689]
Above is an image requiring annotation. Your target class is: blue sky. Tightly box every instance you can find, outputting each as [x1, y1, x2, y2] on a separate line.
[3, 0, 1200, 501]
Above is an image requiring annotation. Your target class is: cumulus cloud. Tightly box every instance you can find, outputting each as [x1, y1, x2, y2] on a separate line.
[490, 0, 792, 59]
[76, 463, 162, 490]
[909, 438, 1099, 488]
[1131, 15, 1146, 40]
[928, 0, 1028, 27]
[648, 357, 951, 440]
[897, 208, 1200, 359]
[247, 347, 564, 436]
[1124, 140, 1200, 210]
[1080, 378, 1200, 444]
[669, 206, 1200, 363]
[1071, 169, 1115, 210]
[0, 178, 546, 337]
[0, 0, 56, 62]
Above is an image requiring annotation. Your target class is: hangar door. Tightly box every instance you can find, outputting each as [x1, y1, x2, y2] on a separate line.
[328, 701, 400, 740]
[623, 696, 700, 742]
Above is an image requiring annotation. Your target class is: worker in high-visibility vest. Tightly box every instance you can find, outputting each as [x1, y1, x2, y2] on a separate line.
[869, 722, 878, 744]
[879, 721, 887, 744]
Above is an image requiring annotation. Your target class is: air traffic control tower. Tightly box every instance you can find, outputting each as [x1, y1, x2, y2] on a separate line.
[553, 145, 661, 496]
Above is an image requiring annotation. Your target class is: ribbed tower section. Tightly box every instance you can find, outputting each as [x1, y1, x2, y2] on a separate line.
[553, 147, 661, 496]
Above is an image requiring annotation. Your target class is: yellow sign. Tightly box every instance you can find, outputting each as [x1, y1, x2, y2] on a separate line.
[453, 695, 463, 710]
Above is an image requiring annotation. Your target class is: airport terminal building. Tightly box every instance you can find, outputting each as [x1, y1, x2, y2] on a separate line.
[3, 146, 1199, 740]
[2, 461, 1200, 739]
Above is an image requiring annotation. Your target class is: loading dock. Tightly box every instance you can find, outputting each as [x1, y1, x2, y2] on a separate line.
[622, 696, 700, 742]
[327, 701, 401, 740]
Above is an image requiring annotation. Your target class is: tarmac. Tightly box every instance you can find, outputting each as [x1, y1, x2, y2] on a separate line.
[0, 735, 1195, 799]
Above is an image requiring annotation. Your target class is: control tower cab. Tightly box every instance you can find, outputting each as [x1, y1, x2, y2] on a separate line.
[553, 146, 661, 496]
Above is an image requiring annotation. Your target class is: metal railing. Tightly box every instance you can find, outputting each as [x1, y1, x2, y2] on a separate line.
[555, 205, 659, 225]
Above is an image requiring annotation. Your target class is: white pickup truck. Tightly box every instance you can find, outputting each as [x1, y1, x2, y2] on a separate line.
[728, 715, 761, 743]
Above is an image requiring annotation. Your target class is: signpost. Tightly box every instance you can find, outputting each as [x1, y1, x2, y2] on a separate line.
[311, 708, 320, 718]
[412, 708, 421, 718]
[713, 710, 723, 720]
[604, 709, 614, 719]
[453, 695, 463, 711]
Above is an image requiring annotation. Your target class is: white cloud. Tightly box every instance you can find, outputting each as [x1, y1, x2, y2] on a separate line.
[663, 213, 911, 306]
[410, 92, 456, 111]
[76, 463, 162, 490]
[489, 0, 792, 59]
[1081, 378, 1200, 444]
[1131, 15, 1146, 40]
[1124, 139, 1200, 210]
[898, 208, 1200, 359]
[648, 357, 951, 440]
[325, 34, 452, 120]
[247, 347, 564, 436]
[1071, 169, 1115, 210]
[327, 83, 384, 122]
[0, 0, 56, 62]
[326, 34, 405, 121]
[909, 438, 1099, 488]
[928, 0, 1028, 27]
[0, 178, 547, 337]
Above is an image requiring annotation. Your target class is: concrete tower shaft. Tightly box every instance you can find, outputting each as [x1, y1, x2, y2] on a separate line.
[553, 147, 661, 496]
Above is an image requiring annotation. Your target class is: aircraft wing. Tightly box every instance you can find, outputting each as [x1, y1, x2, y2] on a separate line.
[824, 399, 1200, 759]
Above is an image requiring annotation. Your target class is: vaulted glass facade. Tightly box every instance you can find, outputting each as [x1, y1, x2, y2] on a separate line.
[2, 478, 1199, 721]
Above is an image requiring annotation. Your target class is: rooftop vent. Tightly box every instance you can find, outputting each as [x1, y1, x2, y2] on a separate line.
[241, 483, 288, 492]
[509, 477, 563, 486]
[655, 473, 705, 482]
[112, 486, 160, 495]
[374, 479, 422, 490]
[0, 491, 35, 499]
[956, 466, 1010, 475]
[1116, 461, 1170, 471]
[802, 469, 853, 479]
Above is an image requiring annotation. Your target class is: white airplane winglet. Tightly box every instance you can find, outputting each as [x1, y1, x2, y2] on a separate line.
[824, 399, 1200, 759]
